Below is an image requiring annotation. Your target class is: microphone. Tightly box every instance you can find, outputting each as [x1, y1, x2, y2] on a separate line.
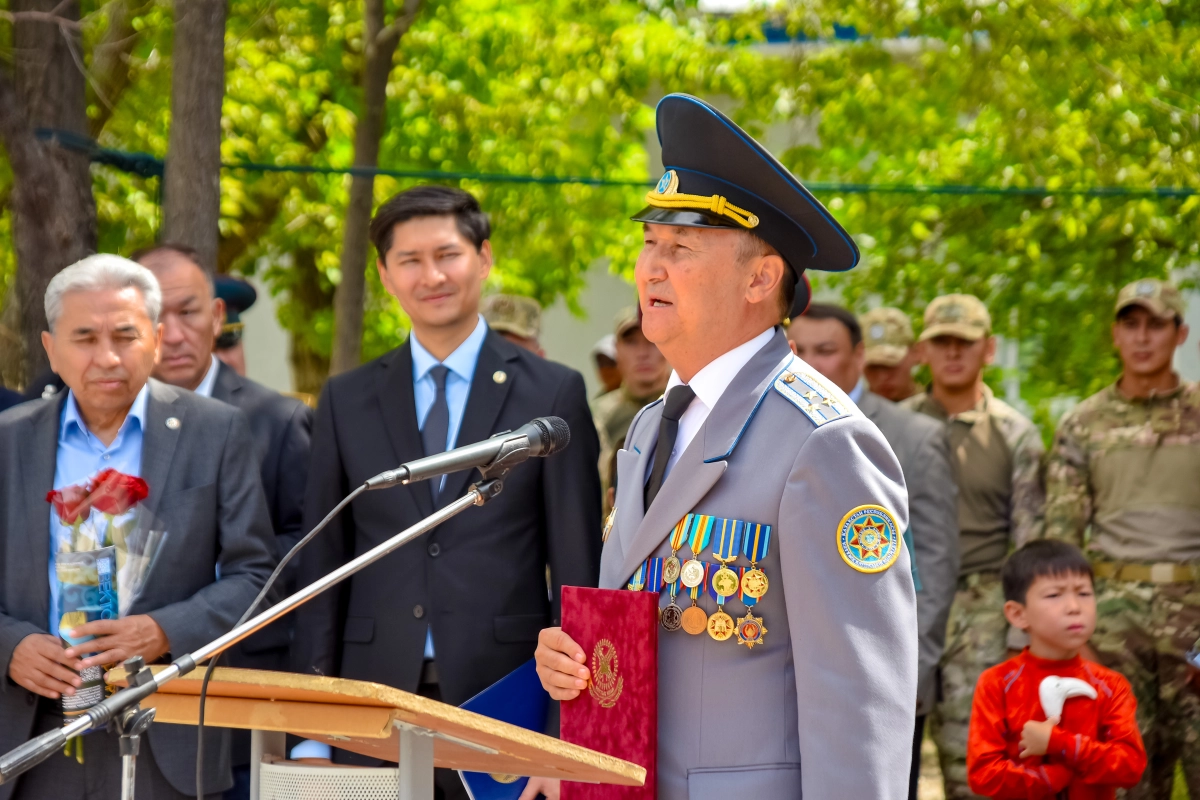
[365, 416, 570, 490]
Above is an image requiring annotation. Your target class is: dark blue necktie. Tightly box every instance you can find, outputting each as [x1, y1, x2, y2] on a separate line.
[421, 364, 451, 504]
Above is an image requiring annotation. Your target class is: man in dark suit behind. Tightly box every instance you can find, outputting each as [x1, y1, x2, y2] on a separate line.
[291, 186, 602, 798]
[133, 244, 313, 800]
[0, 255, 276, 800]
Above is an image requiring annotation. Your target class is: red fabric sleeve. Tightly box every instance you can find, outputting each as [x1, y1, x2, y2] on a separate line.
[967, 670, 1074, 799]
[1045, 677, 1147, 788]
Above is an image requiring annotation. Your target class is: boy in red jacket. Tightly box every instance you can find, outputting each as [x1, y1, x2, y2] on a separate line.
[967, 540, 1146, 799]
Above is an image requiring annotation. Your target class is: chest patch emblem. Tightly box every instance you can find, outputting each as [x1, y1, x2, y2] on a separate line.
[837, 505, 901, 574]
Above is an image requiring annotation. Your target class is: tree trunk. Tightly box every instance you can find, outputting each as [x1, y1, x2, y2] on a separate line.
[329, 0, 421, 375]
[0, 0, 98, 386]
[161, 0, 226, 272]
[288, 247, 334, 395]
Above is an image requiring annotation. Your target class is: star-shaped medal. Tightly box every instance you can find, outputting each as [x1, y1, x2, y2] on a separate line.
[849, 516, 891, 561]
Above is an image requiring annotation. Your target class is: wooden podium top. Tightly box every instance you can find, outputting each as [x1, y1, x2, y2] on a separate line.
[107, 666, 644, 786]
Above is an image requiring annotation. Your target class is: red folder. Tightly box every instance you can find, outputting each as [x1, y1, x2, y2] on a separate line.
[560, 586, 658, 800]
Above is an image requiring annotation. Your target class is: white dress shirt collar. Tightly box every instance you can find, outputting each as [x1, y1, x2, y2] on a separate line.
[659, 327, 776, 475]
[194, 355, 220, 398]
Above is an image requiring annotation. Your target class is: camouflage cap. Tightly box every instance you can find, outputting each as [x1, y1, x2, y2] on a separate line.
[919, 294, 992, 342]
[1115, 278, 1185, 320]
[481, 294, 542, 339]
[859, 307, 914, 366]
[613, 306, 641, 338]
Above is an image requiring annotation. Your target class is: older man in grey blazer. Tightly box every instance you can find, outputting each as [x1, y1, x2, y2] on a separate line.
[531, 95, 917, 800]
[790, 303, 960, 800]
[0, 255, 276, 800]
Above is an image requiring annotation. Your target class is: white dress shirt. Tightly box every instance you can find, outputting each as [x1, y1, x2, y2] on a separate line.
[194, 355, 220, 398]
[658, 327, 775, 478]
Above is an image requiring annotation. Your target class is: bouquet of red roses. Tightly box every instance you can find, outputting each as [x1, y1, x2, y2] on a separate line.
[46, 469, 166, 715]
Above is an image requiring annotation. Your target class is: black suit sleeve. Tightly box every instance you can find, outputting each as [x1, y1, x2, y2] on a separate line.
[543, 369, 602, 623]
[291, 384, 351, 677]
[147, 410, 278, 656]
[272, 402, 314, 574]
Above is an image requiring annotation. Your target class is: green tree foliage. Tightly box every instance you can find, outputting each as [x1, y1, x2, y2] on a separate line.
[749, 0, 1200, 429]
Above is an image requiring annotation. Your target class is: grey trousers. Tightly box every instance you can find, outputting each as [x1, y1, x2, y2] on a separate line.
[13, 703, 220, 800]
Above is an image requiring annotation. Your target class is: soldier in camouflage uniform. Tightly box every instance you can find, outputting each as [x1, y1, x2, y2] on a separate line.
[1044, 278, 1200, 799]
[480, 293, 544, 355]
[861, 307, 922, 402]
[903, 294, 1045, 799]
[591, 306, 669, 514]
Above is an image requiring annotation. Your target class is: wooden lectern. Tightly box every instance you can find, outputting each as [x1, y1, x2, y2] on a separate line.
[109, 666, 645, 800]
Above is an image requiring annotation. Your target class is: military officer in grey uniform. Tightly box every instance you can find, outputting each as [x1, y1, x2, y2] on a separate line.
[531, 94, 918, 800]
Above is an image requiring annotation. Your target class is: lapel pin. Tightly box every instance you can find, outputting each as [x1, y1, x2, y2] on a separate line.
[165, 417, 181, 430]
[493, 370, 507, 384]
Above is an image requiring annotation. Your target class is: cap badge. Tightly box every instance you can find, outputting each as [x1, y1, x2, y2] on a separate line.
[870, 323, 885, 340]
[655, 170, 679, 196]
[492, 370, 507, 384]
[165, 417, 181, 430]
[1137, 280, 1156, 297]
[837, 505, 901, 574]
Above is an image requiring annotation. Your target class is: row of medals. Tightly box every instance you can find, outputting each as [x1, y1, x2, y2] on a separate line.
[632, 553, 768, 646]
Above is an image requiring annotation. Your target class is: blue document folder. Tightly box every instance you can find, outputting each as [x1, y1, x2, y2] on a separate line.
[457, 659, 550, 800]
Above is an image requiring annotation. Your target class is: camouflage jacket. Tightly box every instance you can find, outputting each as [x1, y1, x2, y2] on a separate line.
[1044, 379, 1200, 562]
[904, 385, 1045, 574]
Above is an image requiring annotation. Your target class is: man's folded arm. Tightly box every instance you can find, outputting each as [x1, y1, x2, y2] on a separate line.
[290, 384, 351, 678]
[148, 411, 278, 657]
[543, 370, 602, 622]
[780, 418, 917, 800]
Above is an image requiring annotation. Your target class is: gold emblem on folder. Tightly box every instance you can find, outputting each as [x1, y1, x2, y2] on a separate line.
[588, 638, 624, 708]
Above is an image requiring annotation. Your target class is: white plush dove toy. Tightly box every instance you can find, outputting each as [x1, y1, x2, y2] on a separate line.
[1039, 675, 1098, 719]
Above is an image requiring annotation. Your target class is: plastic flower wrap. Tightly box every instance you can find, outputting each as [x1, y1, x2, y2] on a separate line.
[46, 469, 166, 716]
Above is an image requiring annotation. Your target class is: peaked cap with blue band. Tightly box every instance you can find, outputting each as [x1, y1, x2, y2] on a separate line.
[632, 94, 860, 318]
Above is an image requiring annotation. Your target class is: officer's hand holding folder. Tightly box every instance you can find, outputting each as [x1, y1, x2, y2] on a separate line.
[462, 587, 658, 800]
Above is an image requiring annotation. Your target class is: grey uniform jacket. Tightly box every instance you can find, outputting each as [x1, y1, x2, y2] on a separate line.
[0, 380, 277, 799]
[599, 331, 918, 800]
[857, 390, 959, 717]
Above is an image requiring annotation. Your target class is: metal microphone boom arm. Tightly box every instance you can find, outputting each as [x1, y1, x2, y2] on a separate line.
[0, 478, 506, 786]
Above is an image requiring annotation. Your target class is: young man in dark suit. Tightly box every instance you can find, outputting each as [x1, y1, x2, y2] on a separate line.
[291, 186, 602, 798]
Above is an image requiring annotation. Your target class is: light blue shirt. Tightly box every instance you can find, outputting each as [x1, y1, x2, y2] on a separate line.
[48, 385, 150, 632]
[292, 320, 489, 762]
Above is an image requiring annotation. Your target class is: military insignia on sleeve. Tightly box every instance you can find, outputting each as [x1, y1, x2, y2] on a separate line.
[837, 505, 901, 574]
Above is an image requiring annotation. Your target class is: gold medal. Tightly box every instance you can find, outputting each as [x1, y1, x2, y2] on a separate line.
[680, 558, 706, 588]
[712, 566, 740, 598]
[740, 568, 769, 599]
[681, 605, 708, 635]
[661, 602, 683, 632]
[663, 555, 681, 585]
[707, 609, 734, 641]
[736, 612, 767, 649]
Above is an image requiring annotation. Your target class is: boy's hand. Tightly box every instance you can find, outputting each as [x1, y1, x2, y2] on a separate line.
[1018, 715, 1060, 758]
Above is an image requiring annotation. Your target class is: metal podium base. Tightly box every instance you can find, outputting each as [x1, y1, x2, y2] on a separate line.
[250, 725, 435, 800]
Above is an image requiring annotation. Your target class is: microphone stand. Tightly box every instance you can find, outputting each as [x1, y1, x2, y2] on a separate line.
[0, 476, 507, 792]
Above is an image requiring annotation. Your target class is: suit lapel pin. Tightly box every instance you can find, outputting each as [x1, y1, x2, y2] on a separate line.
[492, 370, 507, 384]
[165, 417, 181, 430]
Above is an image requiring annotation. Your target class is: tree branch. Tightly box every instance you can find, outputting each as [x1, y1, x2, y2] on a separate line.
[377, 0, 421, 49]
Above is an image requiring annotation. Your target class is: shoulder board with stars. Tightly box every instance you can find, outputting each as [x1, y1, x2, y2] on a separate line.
[772, 361, 852, 428]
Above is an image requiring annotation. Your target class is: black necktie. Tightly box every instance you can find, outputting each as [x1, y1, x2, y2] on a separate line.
[421, 364, 451, 504]
[644, 384, 696, 509]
